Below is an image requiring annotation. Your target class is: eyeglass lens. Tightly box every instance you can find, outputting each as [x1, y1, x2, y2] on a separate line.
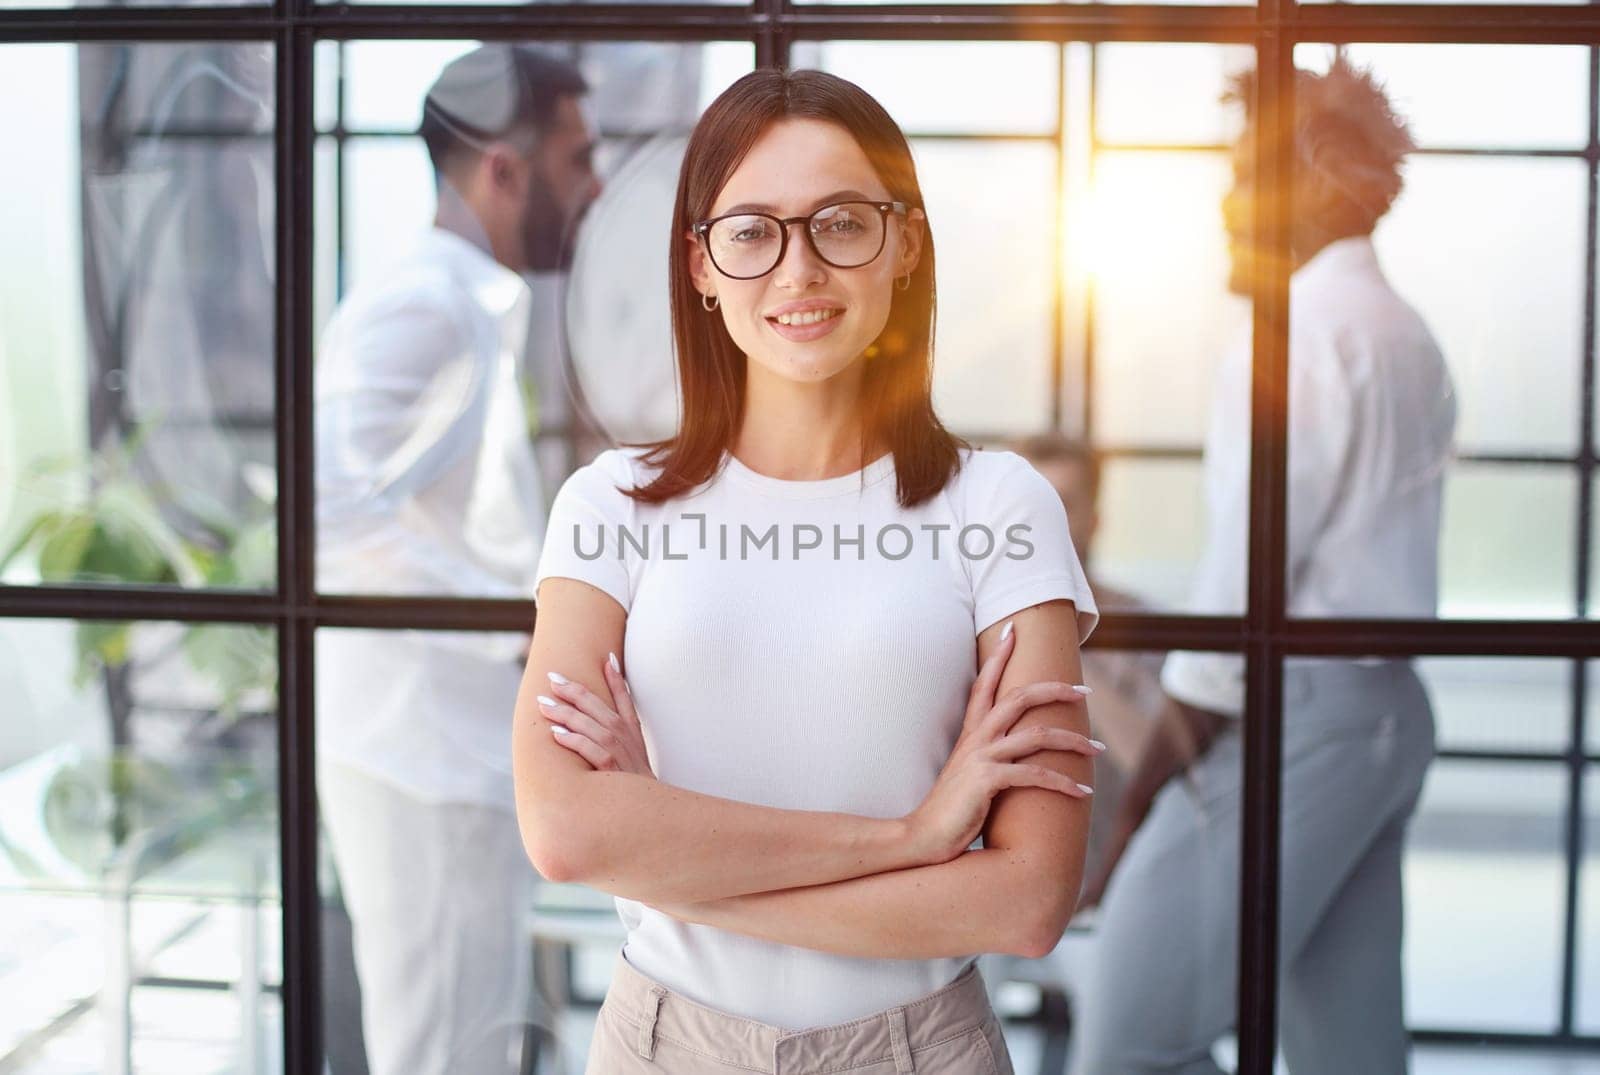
[705, 202, 886, 278]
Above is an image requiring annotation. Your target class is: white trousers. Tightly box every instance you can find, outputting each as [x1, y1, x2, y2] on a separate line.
[1070, 659, 1436, 1075]
[319, 763, 537, 1075]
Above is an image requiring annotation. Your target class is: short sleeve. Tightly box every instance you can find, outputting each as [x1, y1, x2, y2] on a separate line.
[533, 449, 637, 614]
[966, 451, 1099, 643]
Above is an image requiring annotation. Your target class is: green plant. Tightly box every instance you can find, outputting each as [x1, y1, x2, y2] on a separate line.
[0, 418, 278, 716]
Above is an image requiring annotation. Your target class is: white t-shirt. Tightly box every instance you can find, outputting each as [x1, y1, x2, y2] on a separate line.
[533, 442, 1098, 1028]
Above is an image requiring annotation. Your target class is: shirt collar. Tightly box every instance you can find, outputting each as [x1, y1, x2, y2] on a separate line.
[1292, 234, 1381, 291]
[415, 224, 529, 320]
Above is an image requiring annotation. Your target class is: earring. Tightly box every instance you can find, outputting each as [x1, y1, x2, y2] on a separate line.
[702, 292, 719, 311]
[895, 274, 911, 291]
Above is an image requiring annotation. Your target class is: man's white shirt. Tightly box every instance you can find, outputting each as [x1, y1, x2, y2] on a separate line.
[314, 225, 544, 807]
[1161, 236, 1459, 718]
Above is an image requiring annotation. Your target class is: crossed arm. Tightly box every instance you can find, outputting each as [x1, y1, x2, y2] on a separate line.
[513, 577, 1092, 961]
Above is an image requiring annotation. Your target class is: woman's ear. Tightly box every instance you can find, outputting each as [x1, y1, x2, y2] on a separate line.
[898, 207, 926, 276]
[685, 231, 714, 294]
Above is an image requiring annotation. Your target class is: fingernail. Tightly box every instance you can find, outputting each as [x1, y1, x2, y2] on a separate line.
[551, 724, 570, 736]
[608, 652, 621, 674]
[1077, 783, 1095, 795]
[536, 694, 558, 708]
[1089, 739, 1107, 751]
[1073, 685, 1094, 695]
[1000, 620, 1013, 642]
[547, 671, 569, 685]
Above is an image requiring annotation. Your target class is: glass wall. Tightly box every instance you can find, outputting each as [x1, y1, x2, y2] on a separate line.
[0, 618, 280, 1071]
[3, 0, 1597, 1072]
[0, 43, 277, 594]
[1285, 44, 1594, 622]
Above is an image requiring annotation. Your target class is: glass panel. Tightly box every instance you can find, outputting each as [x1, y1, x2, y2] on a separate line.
[315, 41, 753, 598]
[1092, 456, 1209, 611]
[1372, 155, 1585, 457]
[0, 43, 277, 592]
[341, 41, 753, 133]
[1579, 764, 1600, 1033]
[1286, 46, 1587, 621]
[1087, 150, 1245, 449]
[798, 43, 1059, 136]
[342, 138, 435, 295]
[1440, 463, 1576, 619]
[1076, 647, 1169, 881]
[313, 139, 338, 341]
[1057, 42, 1094, 438]
[1095, 44, 1253, 147]
[1590, 475, 1599, 621]
[0, 618, 281, 1071]
[315, 626, 537, 1074]
[1404, 758, 1566, 1032]
[1585, 661, 1600, 757]
[920, 141, 1056, 434]
[528, 880, 617, 1070]
[1069, 44, 1254, 618]
[343, 41, 478, 130]
[1279, 659, 1566, 1051]
[1054, 647, 1243, 1072]
[1293, 46, 1590, 151]
[1417, 657, 1572, 756]
[314, 41, 340, 134]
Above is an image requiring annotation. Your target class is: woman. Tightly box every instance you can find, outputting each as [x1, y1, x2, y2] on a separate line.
[513, 67, 1102, 1074]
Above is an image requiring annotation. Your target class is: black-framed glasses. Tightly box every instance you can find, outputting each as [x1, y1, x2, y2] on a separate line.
[693, 200, 910, 280]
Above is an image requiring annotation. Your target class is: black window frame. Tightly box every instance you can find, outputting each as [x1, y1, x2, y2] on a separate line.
[3, 2, 1599, 1071]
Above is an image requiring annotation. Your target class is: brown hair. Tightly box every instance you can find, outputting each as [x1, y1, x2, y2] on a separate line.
[617, 67, 970, 509]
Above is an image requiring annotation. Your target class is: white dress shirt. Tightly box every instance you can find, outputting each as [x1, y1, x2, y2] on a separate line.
[1161, 236, 1458, 717]
[315, 223, 545, 807]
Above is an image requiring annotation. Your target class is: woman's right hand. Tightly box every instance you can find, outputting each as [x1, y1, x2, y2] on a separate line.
[904, 621, 1102, 866]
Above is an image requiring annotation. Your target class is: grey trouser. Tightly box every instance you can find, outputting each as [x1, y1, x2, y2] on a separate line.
[586, 949, 1016, 1074]
[1070, 658, 1437, 1075]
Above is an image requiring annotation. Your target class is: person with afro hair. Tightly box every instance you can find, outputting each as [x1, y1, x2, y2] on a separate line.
[1071, 54, 1457, 1075]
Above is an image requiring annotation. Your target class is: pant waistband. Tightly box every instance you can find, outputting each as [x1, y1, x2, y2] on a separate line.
[602, 949, 992, 1072]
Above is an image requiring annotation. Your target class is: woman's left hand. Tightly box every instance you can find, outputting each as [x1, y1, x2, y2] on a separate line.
[536, 651, 656, 778]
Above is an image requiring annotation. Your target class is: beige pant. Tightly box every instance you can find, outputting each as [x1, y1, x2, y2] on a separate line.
[586, 949, 1015, 1074]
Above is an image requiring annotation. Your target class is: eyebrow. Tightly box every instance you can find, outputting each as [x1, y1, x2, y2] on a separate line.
[718, 189, 879, 215]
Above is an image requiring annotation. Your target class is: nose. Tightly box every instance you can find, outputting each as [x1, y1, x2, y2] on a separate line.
[1221, 186, 1248, 236]
[772, 220, 827, 287]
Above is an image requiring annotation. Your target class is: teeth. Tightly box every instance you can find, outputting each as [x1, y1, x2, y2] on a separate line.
[775, 308, 841, 327]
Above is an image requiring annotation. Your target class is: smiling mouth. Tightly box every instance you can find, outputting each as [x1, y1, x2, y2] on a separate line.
[768, 308, 844, 327]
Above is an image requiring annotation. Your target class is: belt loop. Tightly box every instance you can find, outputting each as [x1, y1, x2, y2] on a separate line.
[888, 1006, 916, 1074]
[636, 985, 668, 1060]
